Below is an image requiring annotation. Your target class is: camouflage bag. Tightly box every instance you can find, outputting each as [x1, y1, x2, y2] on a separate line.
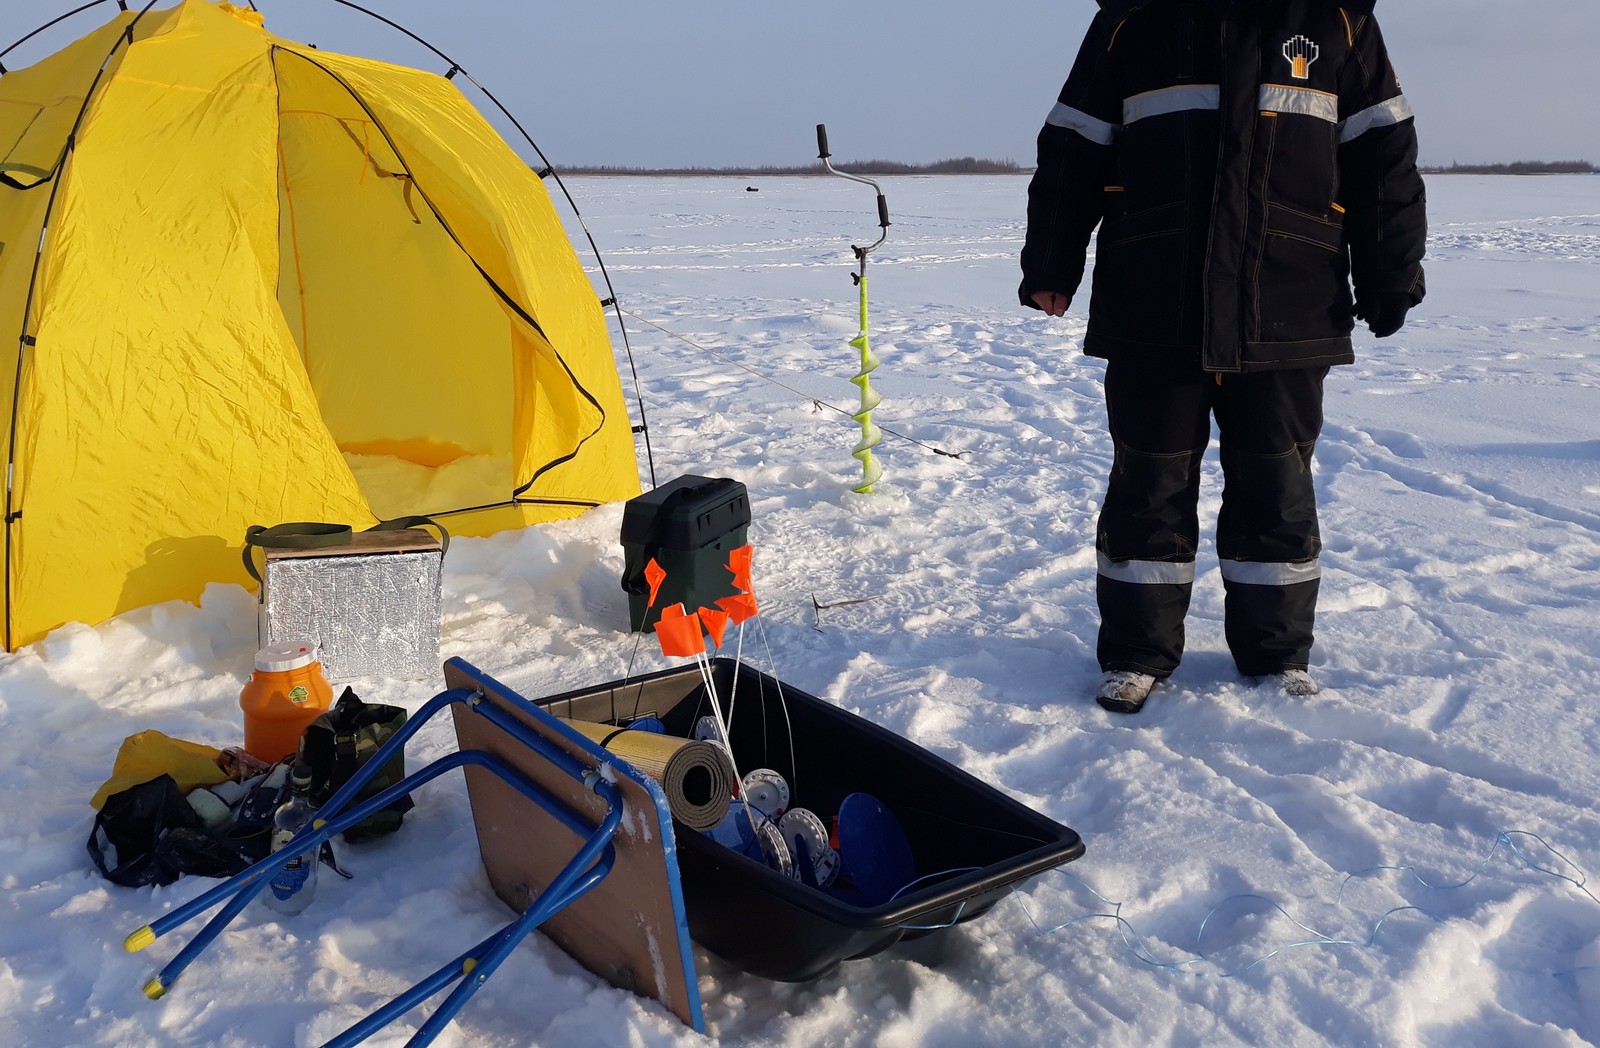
[296, 687, 414, 842]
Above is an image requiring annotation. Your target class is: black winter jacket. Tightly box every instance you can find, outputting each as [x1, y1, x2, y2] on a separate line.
[1020, 0, 1426, 372]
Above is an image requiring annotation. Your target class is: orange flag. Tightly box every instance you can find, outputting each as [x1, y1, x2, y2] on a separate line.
[644, 558, 667, 608]
[719, 545, 759, 623]
[699, 606, 730, 648]
[655, 603, 705, 658]
[726, 545, 754, 594]
[715, 591, 759, 625]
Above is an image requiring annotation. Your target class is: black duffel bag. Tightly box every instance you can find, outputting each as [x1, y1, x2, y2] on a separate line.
[88, 775, 254, 887]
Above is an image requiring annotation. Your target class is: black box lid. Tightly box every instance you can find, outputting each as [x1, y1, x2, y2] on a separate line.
[621, 474, 750, 550]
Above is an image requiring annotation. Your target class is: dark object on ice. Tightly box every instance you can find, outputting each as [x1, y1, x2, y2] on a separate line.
[621, 474, 750, 633]
[535, 658, 1086, 982]
[227, 780, 286, 863]
[746, 185, 759, 192]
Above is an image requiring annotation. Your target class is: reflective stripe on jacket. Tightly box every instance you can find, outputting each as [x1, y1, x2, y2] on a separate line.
[1020, 0, 1426, 372]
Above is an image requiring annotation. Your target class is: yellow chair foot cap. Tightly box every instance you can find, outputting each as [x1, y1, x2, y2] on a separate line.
[124, 926, 156, 953]
[143, 978, 166, 1000]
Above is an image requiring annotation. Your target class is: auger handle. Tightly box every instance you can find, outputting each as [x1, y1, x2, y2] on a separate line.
[815, 123, 890, 257]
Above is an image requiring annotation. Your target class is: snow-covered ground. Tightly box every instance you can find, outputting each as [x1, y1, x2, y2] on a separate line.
[3, 173, 1598, 1047]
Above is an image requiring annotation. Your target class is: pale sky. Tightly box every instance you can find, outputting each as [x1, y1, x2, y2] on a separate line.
[4, 1, 1597, 169]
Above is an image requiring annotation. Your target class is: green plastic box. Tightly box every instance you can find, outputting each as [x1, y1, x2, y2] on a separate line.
[621, 475, 751, 632]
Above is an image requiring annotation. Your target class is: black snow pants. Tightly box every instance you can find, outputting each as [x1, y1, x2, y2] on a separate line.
[1096, 361, 1327, 679]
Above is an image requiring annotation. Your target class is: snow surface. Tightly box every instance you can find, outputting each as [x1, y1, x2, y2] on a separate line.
[3, 174, 1599, 1047]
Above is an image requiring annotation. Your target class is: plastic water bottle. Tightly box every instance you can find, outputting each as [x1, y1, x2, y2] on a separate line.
[264, 763, 318, 914]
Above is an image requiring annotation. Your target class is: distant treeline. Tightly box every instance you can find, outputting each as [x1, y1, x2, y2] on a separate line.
[558, 157, 1024, 176]
[1422, 160, 1596, 175]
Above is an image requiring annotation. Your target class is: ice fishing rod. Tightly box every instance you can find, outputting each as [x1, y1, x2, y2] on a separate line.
[817, 124, 890, 494]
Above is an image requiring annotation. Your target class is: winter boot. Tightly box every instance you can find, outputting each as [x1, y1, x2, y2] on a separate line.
[1273, 669, 1320, 696]
[1095, 671, 1158, 714]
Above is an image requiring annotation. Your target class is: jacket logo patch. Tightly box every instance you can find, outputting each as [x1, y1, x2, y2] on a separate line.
[1282, 35, 1320, 80]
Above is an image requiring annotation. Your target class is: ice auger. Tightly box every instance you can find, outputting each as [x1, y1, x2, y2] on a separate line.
[816, 124, 890, 494]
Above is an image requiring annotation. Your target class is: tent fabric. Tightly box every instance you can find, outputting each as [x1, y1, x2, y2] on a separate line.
[0, 0, 641, 649]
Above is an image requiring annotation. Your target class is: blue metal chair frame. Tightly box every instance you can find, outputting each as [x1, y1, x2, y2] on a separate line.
[124, 681, 626, 1047]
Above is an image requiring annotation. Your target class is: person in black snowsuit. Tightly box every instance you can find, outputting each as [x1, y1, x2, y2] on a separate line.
[1020, 0, 1426, 711]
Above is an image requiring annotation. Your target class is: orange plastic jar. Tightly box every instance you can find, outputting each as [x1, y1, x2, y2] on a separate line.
[240, 642, 334, 763]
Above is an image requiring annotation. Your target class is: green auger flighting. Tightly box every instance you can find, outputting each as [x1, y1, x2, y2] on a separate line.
[817, 124, 889, 494]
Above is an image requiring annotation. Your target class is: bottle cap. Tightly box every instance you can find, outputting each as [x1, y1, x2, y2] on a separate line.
[290, 762, 314, 789]
[255, 642, 318, 672]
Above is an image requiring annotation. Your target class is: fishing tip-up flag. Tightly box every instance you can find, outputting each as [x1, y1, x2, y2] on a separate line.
[699, 606, 730, 649]
[716, 545, 760, 624]
[726, 545, 753, 590]
[644, 558, 667, 608]
[651, 546, 759, 659]
[655, 603, 706, 658]
[716, 592, 758, 625]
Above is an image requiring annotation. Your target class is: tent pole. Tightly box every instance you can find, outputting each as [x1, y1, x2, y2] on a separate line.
[292, 0, 658, 489]
[1, 0, 162, 651]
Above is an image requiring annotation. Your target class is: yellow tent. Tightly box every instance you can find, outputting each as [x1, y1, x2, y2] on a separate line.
[0, 1, 641, 649]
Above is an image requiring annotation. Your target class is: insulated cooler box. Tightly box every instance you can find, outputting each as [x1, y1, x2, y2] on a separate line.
[257, 528, 443, 681]
[621, 475, 750, 633]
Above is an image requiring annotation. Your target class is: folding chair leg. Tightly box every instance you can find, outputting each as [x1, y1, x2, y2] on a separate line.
[321, 939, 498, 1048]
[325, 845, 618, 1048]
[125, 679, 634, 1046]
[142, 881, 262, 999]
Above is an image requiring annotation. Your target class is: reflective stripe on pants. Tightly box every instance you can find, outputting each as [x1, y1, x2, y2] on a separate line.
[1096, 362, 1327, 676]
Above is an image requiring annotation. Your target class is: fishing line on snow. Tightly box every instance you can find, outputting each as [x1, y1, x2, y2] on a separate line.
[1016, 829, 1598, 979]
[1337, 829, 1600, 907]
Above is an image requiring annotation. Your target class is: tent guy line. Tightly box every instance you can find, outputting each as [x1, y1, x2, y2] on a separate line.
[618, 306, 964, 462]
